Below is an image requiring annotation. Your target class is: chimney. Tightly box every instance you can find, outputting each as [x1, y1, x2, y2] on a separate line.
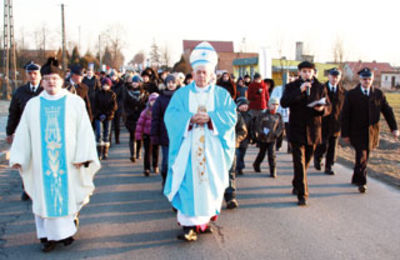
[295, 42, 303, 61]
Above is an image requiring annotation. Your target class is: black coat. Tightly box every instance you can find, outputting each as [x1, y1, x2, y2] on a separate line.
[143, 82, 160, 95]
[123, 87, 146, 132]
[341, 85, 397, 150]
[64, 80, 93, 121]
[150, 90, 175, 146]
[280, 77, 332, 145]
[6, 83, 43, 136]
[82, 76, 101, 103]
[111, 79, 125, 114]
[321, 82, 346, 139]
[254, 110, 284, 143]
[93, 89, 118, 121]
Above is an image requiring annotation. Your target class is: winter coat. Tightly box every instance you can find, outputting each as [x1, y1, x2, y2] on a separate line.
[143, 82, 160, 95]
[82, 75, 101, 103]
[321, 82, 346, 139]
[93, 89, 118, 120]
[254, 110, 284, 143]
[123, 87, 146, 132]
[217, 80, 237, 99]
[6, 83, 43, 136]
[248, 81, 270, 110]
[150, 90, 176, 146]
[238, 110, 253, 148]
[341, 85, 397, 150]
[236, 85, 248, 99]
[111, 79, 125, 114]
[235, 112, 248, 148]
[64, 80, 93, 121]
[280, 77, 332, 145]
[135, 108, 153, 140]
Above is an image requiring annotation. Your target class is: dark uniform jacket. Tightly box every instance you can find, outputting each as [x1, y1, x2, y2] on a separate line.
[93, 89, 118, 121]
[321, 81, 346, 139]
[64, 79, 93, 121]
[6, 83, 43, 136]
[236, 112, 248, 148]
[111, 79, 125, 114]
[341, 85, 397, 150]
[280, 77, 332, 145]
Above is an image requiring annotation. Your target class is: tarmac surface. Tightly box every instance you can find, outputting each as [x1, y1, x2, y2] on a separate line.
[0, 130, 399, 259]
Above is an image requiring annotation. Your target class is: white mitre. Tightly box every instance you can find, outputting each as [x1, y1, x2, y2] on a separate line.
[189, 42, 218, 71]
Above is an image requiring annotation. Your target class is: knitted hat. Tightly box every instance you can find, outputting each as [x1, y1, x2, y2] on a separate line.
[236, 96, 250, 107]
[148, 92, 159, 103]
[101, 77, 112, 87]
[132, 75, 142, 83]
[269, 97, 280, 105]
[164, 74, 176, 85]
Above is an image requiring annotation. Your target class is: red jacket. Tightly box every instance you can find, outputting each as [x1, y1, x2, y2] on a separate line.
[248, 81, 269, 110]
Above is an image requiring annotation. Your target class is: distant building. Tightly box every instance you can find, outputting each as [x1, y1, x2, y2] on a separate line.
[182, 40, 257, 74]
[343, 61, 394, 86]
[381, 71, 400, 90]
[295, 41, 314, 62]
[233, 57, 338, 86]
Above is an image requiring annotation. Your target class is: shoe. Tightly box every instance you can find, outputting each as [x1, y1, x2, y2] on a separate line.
[172, 207, 177, 213]
[177, 228, 197, 242]
[297, 198, 307, 206]
[226, 199, 239, 209]
[153, 167, 159, 174]
[314, 161, 321, 171]
[103, 143, 110, 160]
[130, 157, 136, 163]
[358, 185, 367, 193]
[41, 240, 56, 253]
[144, 170, 150, 177]
[270, 167, 277, 178]
[136, 154, 141, 160]
[253, 163, 261, 173]
[74, 212, 80, 228]
[197, 225, 213, 234]
[21, 191, 30, 201]
[324, 169, 335, 175]
[61, 236, 74, 246]
[292, 188, 298, 196]
[237, 170, 243, 176]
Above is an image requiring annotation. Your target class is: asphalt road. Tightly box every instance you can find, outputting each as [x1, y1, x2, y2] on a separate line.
[0, 131, 399, 259]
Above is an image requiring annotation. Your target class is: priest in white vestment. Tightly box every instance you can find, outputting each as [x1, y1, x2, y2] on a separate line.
[164, 42, 237, 241]
[9, 58, 100, 252]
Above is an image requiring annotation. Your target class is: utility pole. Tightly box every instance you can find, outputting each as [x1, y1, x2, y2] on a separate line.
[61, 3, 67, 74]
[98, 34, 102, 67]
[9, 0, 16, 91]
[2, 0, 10, 100]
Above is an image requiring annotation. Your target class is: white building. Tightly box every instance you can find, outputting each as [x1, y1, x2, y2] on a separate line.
[380, 71, 400, 90]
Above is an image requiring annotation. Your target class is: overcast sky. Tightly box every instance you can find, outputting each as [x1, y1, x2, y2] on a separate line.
[6, 0, 400, 66]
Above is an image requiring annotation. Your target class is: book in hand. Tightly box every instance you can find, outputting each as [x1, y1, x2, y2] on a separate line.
[307, 97, 326, 108]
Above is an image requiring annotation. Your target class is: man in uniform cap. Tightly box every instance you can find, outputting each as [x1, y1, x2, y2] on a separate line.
[281, 61, 332, 206]
[6, 61, 44, 201]
[314, 68, 346, 175]
[9, 57, 100, 252]
[341, 67, 398, 193]
[163, 42, 236, 241]
[64, 64, 93, 121]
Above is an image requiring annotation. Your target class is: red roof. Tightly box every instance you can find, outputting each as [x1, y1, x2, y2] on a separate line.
[183, 40, 234, 53]
[346, 61, 394, 76]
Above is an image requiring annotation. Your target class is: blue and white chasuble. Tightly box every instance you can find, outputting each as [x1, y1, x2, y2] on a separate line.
[164, 82, 236, 224]
[10, 89, 100, 219]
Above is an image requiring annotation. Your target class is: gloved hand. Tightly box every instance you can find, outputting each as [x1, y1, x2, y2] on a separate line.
[99, 114, 106, 121]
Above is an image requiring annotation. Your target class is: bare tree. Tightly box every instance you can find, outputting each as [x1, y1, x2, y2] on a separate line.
[161, 44, 171, 67]
[332, 37, 345, 65]
[150, 39, 161, 67]
[101, 24, 126, 69]
[129, 51, 146, 67]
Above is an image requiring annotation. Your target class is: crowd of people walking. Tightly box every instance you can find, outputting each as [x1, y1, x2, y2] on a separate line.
[5, 41, 399, 251]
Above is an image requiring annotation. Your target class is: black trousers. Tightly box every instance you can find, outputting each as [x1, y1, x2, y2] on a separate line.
[352, 148, 370, 186]
[112, 111, 122, 143]
[128, 130, 142, 158]
[143, 134, 159, 171]
[254, 141, 276, 169]
[314, 135, 339, 170]
[291, 142, 316, 200]
[224, 154, 237, 202]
